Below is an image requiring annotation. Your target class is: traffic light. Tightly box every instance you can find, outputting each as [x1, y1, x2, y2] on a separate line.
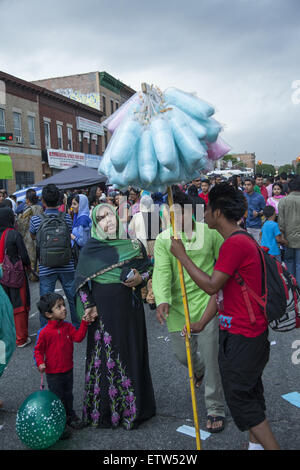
[257, 160, 262, 165]
[297, 156, 300, 162]
[0, 133, 13, 142]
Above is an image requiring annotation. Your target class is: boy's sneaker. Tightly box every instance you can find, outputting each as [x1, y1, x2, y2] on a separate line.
[59, 426, 72, 440]
[67, 414, 85, 430]
[17, 337, 32, 348]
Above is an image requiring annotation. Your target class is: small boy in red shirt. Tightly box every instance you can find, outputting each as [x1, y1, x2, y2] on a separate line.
[199, 179, 210, 206]
[34, 293, 96, 437]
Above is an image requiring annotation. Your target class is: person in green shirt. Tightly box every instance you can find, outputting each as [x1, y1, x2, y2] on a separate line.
[152, 187, 225, 432]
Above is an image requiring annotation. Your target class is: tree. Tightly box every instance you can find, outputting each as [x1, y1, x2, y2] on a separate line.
[296, 163, 300, 175]
[278, 164, 294, 175]
[256, 163, 276, 176]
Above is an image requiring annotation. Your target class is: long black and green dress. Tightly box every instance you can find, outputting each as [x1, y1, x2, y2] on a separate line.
[75, 204, 156, 430]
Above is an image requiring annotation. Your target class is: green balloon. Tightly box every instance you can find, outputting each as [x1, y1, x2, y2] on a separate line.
[16, 390, 66, 449]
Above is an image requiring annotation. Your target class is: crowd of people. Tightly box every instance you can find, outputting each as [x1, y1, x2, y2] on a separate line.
[0, 170, 299, 449]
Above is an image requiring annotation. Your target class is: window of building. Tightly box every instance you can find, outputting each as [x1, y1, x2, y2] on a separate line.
[102, 95, 106, 115]
[0, 109, 5, 133]
[57, 124, 63, 149]
[44, 121, 51, 148]
[104, 130, 108, 148]
[95, 136, 99, 155]
[110, 99, 114, 114]
[67, 127, 73, 151]
[28, 116, 36, 145]
[15, 171, 34, 190]
[115, 102, 119, 110]
[13, 112, 22, 139]
[78, 131, 83, 153]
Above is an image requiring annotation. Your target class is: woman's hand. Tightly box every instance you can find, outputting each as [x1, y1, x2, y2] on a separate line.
[71, 234, 76, 240]
[123, 269, 142, 288]
[83, 306, 98, 322]
[170, 236, 187, 261]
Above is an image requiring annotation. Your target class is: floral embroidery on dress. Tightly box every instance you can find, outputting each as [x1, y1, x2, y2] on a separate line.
[82, 318, 137, 429]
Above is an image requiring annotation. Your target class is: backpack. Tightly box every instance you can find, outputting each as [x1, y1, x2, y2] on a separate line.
[36, 213, 72, 268]
[230, 231, 300, 332]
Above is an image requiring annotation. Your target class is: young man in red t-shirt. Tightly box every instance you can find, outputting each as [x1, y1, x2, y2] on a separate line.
[170, 183, 280, 450]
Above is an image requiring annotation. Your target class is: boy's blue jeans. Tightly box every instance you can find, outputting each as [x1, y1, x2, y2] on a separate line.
[39, 272, 80, 329]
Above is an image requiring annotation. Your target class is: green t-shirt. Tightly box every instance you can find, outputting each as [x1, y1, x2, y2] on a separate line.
[152, 222, 223, 332]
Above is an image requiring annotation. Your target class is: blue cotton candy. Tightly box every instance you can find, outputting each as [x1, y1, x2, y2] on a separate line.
[121, 149, 140, 186]
[164, 87, 214, 121]
[168, 108, 207, 171]
[184, 114, 207, 139]
[199, 118, 222, 143]
[150, 117, 178, 171]
[138, 129, 158, 186]
[109, 118, 142, 172]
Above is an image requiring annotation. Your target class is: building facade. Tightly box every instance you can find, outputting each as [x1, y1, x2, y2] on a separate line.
[0, 71, 104, 193]
[0, 73, 42, 194]
[32, 71, 136, 151]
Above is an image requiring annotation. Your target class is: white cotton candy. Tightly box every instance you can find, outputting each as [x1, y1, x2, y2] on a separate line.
[164, 87, 214, 121]
[150, 117, 178, 171]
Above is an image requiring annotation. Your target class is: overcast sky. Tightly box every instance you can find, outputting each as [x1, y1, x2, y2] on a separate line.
[1, 0, 299, 166]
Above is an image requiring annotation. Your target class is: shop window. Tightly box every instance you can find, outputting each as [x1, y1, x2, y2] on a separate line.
[15, 171, 34, 190]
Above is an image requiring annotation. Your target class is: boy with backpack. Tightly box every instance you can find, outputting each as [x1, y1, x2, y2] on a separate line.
[30, 184, 80, 329]
[170, 183, 281, 450]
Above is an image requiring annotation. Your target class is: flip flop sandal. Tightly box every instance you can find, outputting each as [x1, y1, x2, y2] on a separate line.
[206, 415, 225, 433]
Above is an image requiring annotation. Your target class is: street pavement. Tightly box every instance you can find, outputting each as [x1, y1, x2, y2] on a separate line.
[1, 279, 300, 451]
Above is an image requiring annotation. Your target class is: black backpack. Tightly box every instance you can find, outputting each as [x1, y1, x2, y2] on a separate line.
[230, 231, 300, 332]
[36, 213, 72, 268]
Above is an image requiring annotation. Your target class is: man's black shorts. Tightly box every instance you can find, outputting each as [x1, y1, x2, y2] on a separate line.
[218, 328, 270, 432]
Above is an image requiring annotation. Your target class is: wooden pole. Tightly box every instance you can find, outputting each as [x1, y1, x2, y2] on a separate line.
[167, 187, 201, 450]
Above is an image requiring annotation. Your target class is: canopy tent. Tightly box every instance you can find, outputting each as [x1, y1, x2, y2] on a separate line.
[13, 186, 42, 202]
[35, 165, 107, 189]
[0, 154, 13, 179]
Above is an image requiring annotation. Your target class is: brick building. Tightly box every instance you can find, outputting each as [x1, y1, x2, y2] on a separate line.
[0, 72, 42, 194]
[32, 71, 136, 149]
[232, 152, 256, 170]
[0, 71, 104, 192]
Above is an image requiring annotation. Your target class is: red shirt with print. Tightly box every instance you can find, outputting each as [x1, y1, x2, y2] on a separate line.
[214, 233, 268, 338]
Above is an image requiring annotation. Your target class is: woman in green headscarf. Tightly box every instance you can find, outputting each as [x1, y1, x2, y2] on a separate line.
[75, 203, 156, 430]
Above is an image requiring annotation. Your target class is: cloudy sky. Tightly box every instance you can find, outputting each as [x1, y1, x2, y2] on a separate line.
[1, 0, 299, 166]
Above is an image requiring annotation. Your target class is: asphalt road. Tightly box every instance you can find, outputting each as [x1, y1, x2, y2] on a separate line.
[1, 279, 300, 451]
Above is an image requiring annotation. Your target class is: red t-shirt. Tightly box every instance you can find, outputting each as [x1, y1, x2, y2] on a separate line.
[214, 233, 268, 337]
[199, 192, 209, 206]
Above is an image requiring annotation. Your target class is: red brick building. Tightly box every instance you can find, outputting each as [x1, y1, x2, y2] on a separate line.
[0, 71, 104, 192]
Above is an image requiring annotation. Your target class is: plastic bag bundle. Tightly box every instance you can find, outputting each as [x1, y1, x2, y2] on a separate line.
[99, 83, 229, 192]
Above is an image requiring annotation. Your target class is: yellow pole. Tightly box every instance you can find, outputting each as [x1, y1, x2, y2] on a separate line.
[167, 187, 201, 451]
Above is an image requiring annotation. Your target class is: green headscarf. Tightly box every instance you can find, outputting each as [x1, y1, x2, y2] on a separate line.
[74, 203, 149, 290]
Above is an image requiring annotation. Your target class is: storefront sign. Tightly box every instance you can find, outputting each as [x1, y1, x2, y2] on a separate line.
[76, 116, 104, 135]
[85, 153, 103, 169]
[47, 149, 85, 169]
